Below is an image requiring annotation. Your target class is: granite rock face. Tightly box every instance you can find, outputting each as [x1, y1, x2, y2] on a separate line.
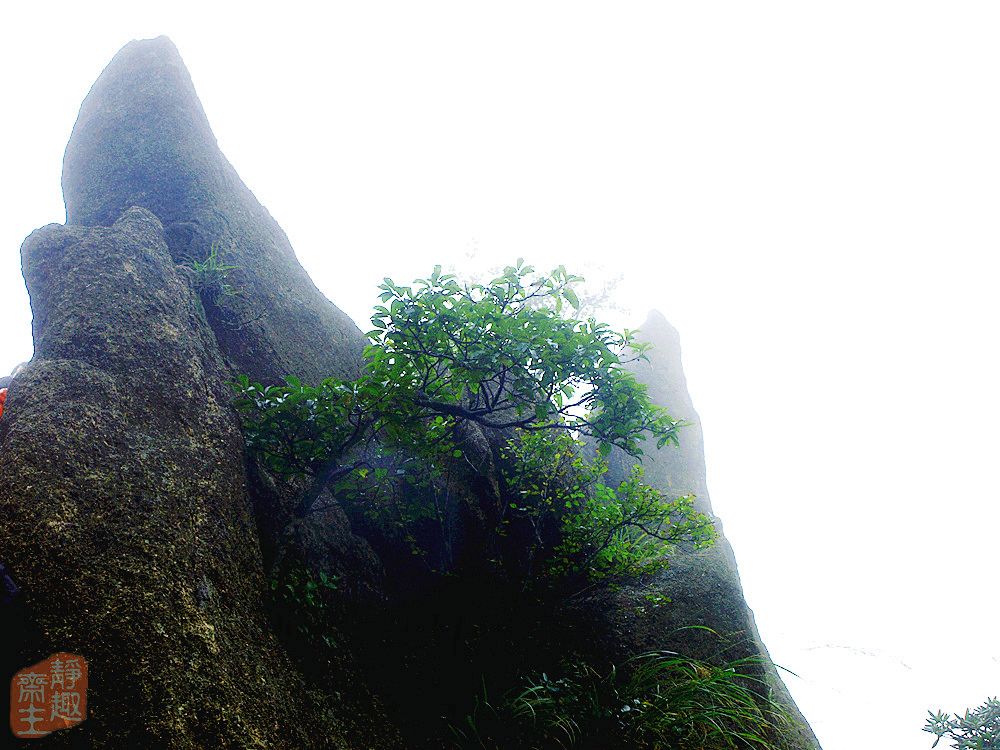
[58, 32, 387, 646]
[62, 36, 366, 387]
[601, 310, 822, 750]
[2, 35, 822, 749]
[0, 209, 350, 748]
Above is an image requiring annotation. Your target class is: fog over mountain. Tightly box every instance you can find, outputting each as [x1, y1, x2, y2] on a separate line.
[1, 4, 998, 748]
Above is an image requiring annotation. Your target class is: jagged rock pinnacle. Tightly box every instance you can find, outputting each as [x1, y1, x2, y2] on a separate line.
[608, 309, 824, 750]
[63, 36, 365, 385]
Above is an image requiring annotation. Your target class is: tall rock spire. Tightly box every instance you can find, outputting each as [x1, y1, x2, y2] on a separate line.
[628, 311, 711, 503]
[2, 38, 393, 749]
[610, 309, 823, 750]
[62, 36, 365, 385]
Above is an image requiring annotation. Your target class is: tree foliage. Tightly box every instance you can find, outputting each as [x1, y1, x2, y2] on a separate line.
[924, 698, 1000, 750]
[501, 431, 714, 585]
[232, 261, 713, 586]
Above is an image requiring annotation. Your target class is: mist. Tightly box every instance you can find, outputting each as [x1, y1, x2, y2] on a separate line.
[2, 4, 999, 748]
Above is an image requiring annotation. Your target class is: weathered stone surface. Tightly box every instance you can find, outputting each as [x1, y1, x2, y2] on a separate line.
[59, 36, 383, 655]
[5, 34, 823, 748]
[62, 36, 366, 386]
[601, 310, 822, 750]
[57, 36, 393, 686]
[0, 209, 352, 748]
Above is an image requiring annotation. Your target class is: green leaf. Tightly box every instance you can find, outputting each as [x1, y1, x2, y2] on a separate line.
[234, 259, 694, 592]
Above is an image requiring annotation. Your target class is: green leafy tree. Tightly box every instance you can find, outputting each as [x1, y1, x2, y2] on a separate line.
[233, 261, 712, 585]
[501, 431, 714, 588]
[924, 698, 1000, 749]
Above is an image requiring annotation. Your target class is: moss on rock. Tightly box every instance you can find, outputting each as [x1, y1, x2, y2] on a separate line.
[0, 209, 355, 748]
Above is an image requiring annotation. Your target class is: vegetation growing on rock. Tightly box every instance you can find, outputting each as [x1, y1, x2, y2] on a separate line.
[232, 262, 716, 591]
[924, 697, 1000, 750]
[453, 644, 789, 750]
[4, 34, 821, 749]
[225, 262, 808, 749]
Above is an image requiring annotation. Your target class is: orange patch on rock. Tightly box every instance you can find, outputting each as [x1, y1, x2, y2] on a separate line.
[9, 653, 88, 739]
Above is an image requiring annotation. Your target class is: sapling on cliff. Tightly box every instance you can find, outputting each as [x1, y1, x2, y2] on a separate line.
[232, 261, 713, 585]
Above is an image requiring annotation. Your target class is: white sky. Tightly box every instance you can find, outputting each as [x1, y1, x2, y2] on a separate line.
[2, 4, 998, 748]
